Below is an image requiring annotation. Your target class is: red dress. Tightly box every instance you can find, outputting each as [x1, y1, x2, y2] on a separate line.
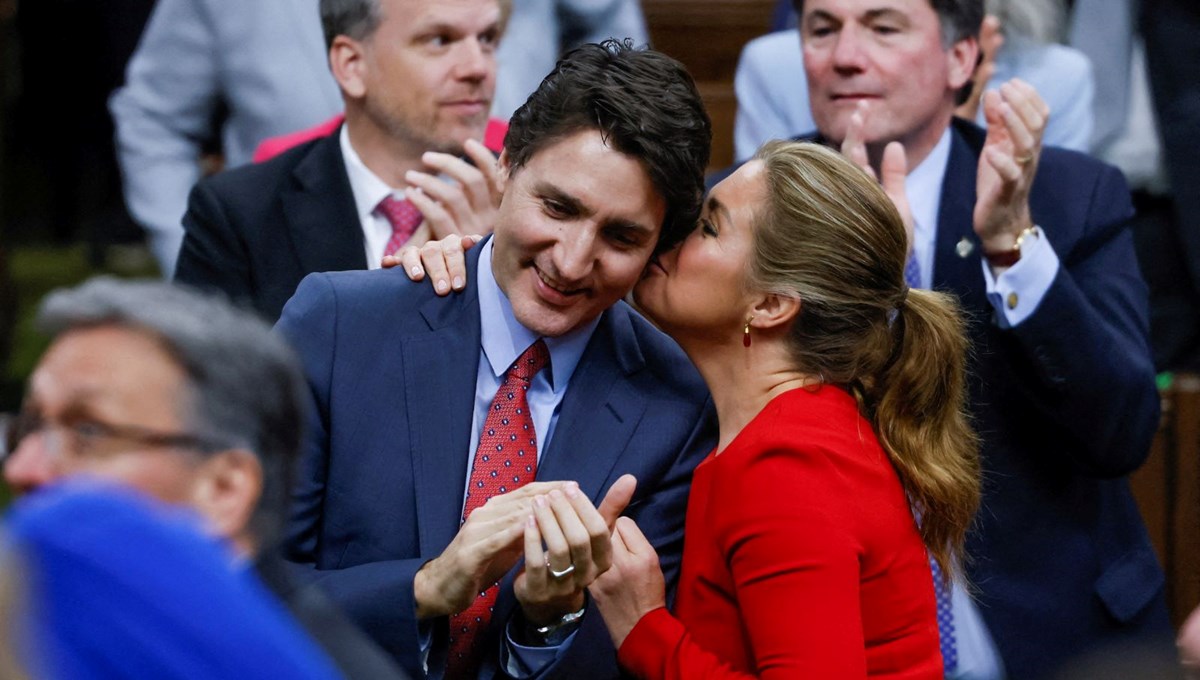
[619, 386, 942, 679]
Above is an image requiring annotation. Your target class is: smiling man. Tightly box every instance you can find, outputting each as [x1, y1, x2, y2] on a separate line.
[276, 40, 714, 679]
[174, 0, 509, 322]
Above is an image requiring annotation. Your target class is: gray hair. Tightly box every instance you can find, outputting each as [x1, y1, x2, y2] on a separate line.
[319, 0, 383, 51]
[35, 278, 307, 548]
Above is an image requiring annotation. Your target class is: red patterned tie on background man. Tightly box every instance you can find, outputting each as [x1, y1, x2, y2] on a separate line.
[445, 339, 551, 679]
[376, 195, 422, 262]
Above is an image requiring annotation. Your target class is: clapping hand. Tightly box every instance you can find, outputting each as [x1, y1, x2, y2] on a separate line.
[974, 79, 1049, 256]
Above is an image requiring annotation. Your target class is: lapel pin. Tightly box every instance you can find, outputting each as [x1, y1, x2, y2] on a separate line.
[956, 237, 975, 259]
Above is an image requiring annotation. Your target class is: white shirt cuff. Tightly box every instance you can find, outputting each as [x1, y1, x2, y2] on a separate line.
[982, 227, 1059, 329]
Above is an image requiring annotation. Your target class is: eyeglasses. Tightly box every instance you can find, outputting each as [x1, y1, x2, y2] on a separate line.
[1, 408, 225, 465]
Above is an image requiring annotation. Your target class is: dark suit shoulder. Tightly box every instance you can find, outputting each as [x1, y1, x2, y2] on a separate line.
[295, 267, 435, 319]
[1029, 145, 1134, 257]
[607, 301, 708, 399]
[196, 134, 333, 204]
[1036, 145, 1124, 190]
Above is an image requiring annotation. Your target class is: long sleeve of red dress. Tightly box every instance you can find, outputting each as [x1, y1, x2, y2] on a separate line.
[618, 387, 942, 680]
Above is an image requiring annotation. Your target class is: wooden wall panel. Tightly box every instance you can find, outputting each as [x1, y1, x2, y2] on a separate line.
[1132, 373, 1200, 628]
[644, 0, 777, 169]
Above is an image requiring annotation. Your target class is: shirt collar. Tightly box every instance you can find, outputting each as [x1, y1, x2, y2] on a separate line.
[340, 125, 399, 224]
[476, 239, 601, 394]
[904, 126, 952, 238]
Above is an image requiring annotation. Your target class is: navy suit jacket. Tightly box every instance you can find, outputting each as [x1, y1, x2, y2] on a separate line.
[276, 243, 716, 679]
[938, 121, 1171, 677]
[711, 119, 1172, 678]
[176, 132, 366, 322]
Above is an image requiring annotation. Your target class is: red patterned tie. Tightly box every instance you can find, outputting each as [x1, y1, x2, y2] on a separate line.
[376, 195, 422, 261]
[445, 339, 550, 679]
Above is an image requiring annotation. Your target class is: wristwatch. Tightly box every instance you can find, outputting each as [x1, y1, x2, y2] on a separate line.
[526, 606, 586, 646]
[982, 226, 1038, 267]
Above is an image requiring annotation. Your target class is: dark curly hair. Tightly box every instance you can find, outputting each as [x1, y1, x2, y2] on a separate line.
[504, 39, 712, 252]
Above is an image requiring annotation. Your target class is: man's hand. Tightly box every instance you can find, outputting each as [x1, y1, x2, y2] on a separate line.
[588, 516, 666, 650]
[514, 475, 637, 626]
[405, 138, 502, 242]
[840, 101, 915, 248]
[378, 138, 500, 264]
[974, 79, 1049, 254]
[955, 15, 1004, 123]
[414, 481, 566, 619]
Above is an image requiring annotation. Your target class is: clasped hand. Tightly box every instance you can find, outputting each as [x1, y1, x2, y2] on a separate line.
[414, 475, 638, 628]
[588, 516, 667, 649]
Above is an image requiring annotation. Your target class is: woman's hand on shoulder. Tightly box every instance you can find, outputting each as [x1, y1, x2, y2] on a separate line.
[382, 233, 481, 296]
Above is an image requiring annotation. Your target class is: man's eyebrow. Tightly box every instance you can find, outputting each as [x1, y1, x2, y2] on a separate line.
[803, 8, 840, 24]
[804, 7, 908, 24]
[603, 217, 657, 237]
[863, 8, 909, 23]
[532, 182, 588, 216]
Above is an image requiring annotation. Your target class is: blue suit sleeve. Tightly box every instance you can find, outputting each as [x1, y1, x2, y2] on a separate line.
[1007, 164, 1159, 478]
[276, 273, 431, 677]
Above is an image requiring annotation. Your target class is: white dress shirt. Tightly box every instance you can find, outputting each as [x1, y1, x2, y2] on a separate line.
[339, 126, 408, 269]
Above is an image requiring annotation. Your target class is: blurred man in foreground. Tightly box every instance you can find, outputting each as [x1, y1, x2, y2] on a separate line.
[3, 277, 407, 680]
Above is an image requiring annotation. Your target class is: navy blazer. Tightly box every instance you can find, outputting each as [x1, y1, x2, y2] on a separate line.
[276, 243, 716, 679]
[176, 131, 367, 322]
[939, 121, 1172, 677]
[710, 120, 1173, 678]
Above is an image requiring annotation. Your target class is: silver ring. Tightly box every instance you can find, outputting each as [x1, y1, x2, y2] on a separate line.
[547, 562, 576, 579]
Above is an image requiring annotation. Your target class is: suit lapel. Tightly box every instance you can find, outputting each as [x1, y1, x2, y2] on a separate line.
[932, 121, 989, 311]
[537, 306, 648, 504]
[402, 246, 485, 556]
[282, 131, 368, 274]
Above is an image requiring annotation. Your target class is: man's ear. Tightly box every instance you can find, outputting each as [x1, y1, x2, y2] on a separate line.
[947, 36, 980, 92]
[496, 149, 512, 203]
[191, 449, 263, 549]
[750, 292, 801, 332]
[497, 149, 511, 179]
[329, 35, 368, 99]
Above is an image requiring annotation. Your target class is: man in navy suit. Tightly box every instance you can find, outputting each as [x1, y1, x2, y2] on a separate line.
[174, 0, 508, 321]
[758, 0, 1173, 677]
[276, 40, 714, 679]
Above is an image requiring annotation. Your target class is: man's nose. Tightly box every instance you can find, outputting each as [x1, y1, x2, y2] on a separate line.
[3, 437, 63, 495]
[454, 38, 493, 82]
[831, 27, 870, 72]
[553, 228, 598, 282]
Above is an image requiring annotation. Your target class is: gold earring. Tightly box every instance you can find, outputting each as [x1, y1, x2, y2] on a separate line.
[743, 317, 753, 348]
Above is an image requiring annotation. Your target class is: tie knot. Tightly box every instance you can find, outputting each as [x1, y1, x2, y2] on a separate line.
[376, 195, 422, 233]
[508, 339, 550, 382]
